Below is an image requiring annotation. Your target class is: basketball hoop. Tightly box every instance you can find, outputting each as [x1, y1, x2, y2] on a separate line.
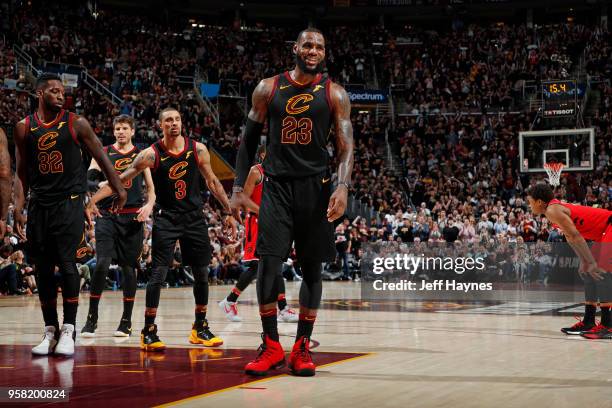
[544, 162, 564, 187]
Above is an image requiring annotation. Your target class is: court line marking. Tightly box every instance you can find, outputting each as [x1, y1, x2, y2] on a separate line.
[191, 357, 242, 362]
[154, 352, 375, 407]
[121, 370, 147, 373]
[76, 363, 138, 368]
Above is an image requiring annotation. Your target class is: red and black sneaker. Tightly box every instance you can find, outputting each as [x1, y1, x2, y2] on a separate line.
[580, 324, 612, 339]
[244, 334, 285, 376]
[560, 317, 597, 335]
[288, 336, 316, 377]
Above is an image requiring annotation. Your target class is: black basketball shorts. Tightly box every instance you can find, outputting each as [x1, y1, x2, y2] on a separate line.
[95, 213, 144, 266]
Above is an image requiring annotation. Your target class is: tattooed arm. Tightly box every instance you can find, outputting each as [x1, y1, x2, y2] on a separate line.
[230, 77, 274, 222]
[326, 82, 354, 222]
[195, 142, 237, 239]
[136, 168, 156, 222]
[195, 142, 231, 211]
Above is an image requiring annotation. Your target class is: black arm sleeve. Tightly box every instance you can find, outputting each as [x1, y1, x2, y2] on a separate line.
[234, 118, 264, 188]
[87, 168, 103, 192]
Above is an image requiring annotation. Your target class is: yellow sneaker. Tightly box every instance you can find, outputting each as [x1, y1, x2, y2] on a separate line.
[140, 324, 166, 352]
[189, 320, 223, 347]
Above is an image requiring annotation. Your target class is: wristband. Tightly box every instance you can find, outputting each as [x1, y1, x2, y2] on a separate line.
[338, 181, 350, 189]
[232, 186, 244, 193]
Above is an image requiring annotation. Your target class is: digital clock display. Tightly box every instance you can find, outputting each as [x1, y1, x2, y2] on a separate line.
[542, 80, 576, 97]
[542, 79, 577, 118]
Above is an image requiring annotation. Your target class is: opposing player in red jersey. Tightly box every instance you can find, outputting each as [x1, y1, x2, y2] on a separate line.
[527, 183, 612, 339]
[219, 145, 298, 323]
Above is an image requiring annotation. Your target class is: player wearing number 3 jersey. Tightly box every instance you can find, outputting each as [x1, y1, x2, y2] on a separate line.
[89, 107, 236, 351]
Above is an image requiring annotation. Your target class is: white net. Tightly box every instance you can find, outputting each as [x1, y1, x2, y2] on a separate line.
[544, 163, 564, 187]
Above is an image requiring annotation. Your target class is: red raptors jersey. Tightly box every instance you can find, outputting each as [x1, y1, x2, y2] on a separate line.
[549, 199, 612, 241]
[243, 164, 264, 261]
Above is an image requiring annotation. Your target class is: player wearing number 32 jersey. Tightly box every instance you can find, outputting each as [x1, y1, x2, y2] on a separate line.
[14, 73, 126, 357]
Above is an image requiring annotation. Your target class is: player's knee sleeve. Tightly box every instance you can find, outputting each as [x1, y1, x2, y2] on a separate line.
[192, 265, 209, 306]
[257, 256, 283, 305]
[236, 261, 258, 291]
[120, 265, 137, 298]
[148, 266, 168, 286]
[59, 261, 80, 298]
[299, 260, 323, 309]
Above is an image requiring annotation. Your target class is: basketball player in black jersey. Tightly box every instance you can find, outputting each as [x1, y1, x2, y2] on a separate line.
[90, 107, 234, 351]
[231, 28, 354, 376]
[81, 115, 155, 338]
[13, 73, 126, 357]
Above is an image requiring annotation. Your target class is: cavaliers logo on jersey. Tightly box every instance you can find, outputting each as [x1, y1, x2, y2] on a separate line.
[37, 132, 60, 151]
[76, 246, 89, 260]
[286, 94, 314, 115]
[168, 161, 189, 180]
[114, 157, 133, 171]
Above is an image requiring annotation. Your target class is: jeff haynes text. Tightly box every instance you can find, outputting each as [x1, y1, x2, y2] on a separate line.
[372, 280, 493, 292]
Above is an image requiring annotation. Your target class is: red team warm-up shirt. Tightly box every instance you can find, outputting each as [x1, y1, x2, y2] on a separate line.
[243, 164, 264, 262]
[548, 199, 612, 271]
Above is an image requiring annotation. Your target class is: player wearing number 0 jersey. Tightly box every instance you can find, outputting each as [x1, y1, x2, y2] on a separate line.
[527, 183, 612, 340]
[89, 107, 235, 351]
[14, 73, 126, 357]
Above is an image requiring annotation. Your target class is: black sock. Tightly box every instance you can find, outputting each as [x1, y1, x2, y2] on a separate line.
[122, 297, 134, 321]
[144, 311, 156, 326]
[277, 294, 287, 311]
[227, 287, 240, 303]
[261, 310, 279, 341]
[41, 300, 59, 328]
[63, 298, 79, 326]
[601, 307, 611, 327]
[296, 313, 315, 340]
[195, 308, 207, 323]
[584, 304, 596, 325]
[88, 296, 100, 321]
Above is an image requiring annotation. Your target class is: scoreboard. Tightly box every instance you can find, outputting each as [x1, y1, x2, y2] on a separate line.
[541, 80, 577, 118]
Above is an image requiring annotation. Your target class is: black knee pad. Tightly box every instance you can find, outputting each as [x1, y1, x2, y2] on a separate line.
[192, 265, 209, 283]
[148, 266, 169, 286]
[257, 256, 283, 305]
[299, 260, 323, 310]
[301, 261, 322, 284]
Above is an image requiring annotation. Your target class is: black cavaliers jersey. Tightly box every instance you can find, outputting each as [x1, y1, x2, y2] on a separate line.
[24, 110, 88, 202]
[151, 137, 203, 213]
[265, 72, 333, 178]
[98, 145, 144, 211]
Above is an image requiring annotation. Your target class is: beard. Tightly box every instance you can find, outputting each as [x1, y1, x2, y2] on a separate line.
[43, 97, 62, 113]
[295, 54, 324, 75]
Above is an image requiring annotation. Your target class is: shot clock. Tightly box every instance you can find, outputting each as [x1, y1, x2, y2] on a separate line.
[542, 80, 577, 118]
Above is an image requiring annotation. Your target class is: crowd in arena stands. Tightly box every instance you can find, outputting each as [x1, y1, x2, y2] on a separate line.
[378, 23, 597, 114]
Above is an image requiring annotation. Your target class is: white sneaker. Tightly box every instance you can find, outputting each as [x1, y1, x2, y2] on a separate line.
[278, 307, 299, 323]
[32, 326, 58, 356]
[54, 324, 75, 356]
[218, 299, 242, 322]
